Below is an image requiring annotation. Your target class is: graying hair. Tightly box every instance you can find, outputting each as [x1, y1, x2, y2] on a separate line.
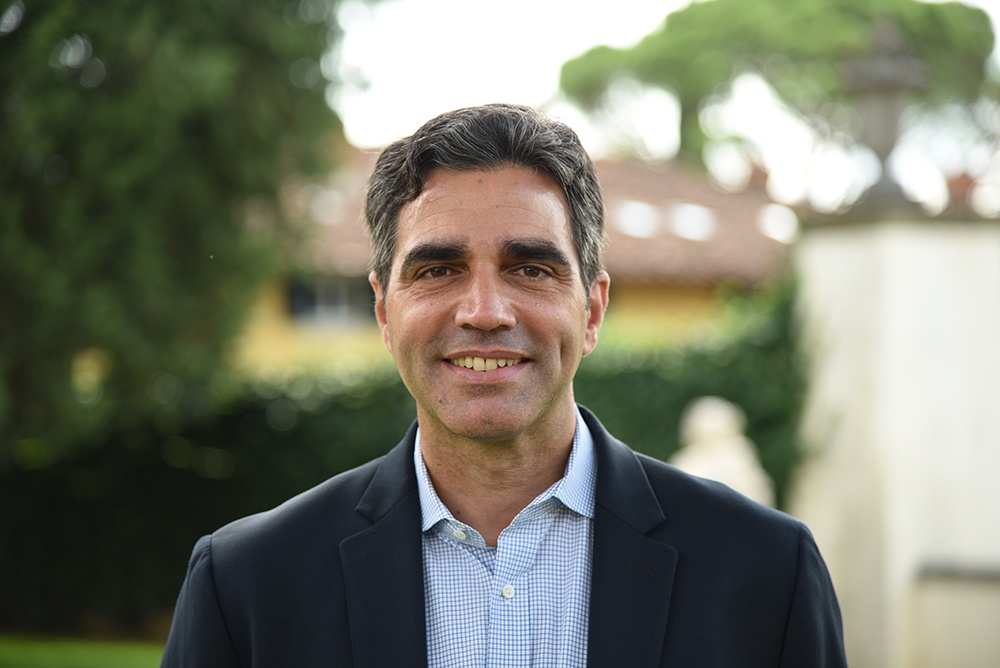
[364, 103, 605, 290]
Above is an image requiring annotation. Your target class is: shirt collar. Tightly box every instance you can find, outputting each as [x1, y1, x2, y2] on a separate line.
[414, 407, 597, 532]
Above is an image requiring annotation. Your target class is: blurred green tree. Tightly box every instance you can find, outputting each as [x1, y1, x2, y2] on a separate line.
[560, 0, 997, 162]
[0, 0, 355, 466]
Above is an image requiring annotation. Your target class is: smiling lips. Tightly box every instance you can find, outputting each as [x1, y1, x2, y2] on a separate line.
[449, 356, 524, 372]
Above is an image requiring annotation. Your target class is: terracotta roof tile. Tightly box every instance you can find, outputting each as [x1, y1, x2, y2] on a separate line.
[596, 158, 790, 287]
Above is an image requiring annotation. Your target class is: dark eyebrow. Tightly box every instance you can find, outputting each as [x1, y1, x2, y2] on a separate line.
[398, 241, 468, 277]
[501, 239, 573, 271]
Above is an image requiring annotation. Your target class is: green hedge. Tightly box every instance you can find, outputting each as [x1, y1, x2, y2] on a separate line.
[0, 371, 417, 635]
[0, 283, 804, 636]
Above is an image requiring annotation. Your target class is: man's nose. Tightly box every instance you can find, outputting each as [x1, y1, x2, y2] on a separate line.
[454, 271, 517, 331]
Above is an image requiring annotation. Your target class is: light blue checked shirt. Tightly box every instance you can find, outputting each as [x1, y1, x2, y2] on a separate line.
[414, 409, 597, 668]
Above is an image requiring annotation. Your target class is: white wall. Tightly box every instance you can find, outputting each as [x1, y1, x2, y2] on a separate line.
[791, 218, 1000, 668]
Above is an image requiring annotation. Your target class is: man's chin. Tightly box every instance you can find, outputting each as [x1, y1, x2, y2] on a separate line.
[444, 418, 528, 445]
[424, 402, 538, 445]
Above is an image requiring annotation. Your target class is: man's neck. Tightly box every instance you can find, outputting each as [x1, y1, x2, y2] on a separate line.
[418, 410, 577, 547]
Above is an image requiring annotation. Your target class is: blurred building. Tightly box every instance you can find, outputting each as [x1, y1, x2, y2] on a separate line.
[231, 147, 795, 377]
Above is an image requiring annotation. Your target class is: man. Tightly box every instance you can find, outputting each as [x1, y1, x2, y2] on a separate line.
[161, 104, 846, 667]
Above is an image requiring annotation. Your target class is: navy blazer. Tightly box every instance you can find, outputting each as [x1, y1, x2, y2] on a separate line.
[161, 407, 846, 667]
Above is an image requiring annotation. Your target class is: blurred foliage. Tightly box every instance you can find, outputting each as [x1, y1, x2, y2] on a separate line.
[560, 0, 998, 161]
[0, 280, 804, 635]
[0, 0, 353, 467]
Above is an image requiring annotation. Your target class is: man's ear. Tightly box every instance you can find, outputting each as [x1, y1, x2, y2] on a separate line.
[582, 270, 610, 357]
[369, 271, 392, 353]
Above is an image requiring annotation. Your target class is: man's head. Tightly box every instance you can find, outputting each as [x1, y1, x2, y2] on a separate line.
[364, 103, 605, 291]
[364, 105, 610, 446]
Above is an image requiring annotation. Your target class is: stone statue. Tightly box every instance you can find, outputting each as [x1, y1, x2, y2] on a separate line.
[670, 396, 776, 507]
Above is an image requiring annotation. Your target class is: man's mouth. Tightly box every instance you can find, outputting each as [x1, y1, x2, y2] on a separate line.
[449, 356, 524, 372]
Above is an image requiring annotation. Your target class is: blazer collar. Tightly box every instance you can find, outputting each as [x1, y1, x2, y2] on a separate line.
[340, 422, 428, 668]
[583, 407, 679, 668]
[354, 420, 420, 522]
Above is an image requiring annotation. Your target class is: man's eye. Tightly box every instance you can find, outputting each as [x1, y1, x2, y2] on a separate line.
[421, 266, 451, 279]
[519, 266, 546, 278]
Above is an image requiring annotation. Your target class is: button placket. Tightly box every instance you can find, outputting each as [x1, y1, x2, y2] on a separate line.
[484, 497, 577, 666]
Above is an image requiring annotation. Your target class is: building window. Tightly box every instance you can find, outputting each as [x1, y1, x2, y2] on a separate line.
[288, 275, 374, 328]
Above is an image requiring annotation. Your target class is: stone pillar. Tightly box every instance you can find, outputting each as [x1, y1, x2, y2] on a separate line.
[790, 213, 1000, 667]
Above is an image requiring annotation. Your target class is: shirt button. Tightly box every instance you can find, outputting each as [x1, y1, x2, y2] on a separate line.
[452, 528, 467, 540]
[501, 584, 515, 600]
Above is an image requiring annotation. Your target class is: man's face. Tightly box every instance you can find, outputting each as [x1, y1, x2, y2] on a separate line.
[371, 166, 609, 445]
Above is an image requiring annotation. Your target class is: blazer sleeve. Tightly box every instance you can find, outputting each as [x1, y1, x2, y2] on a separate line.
[160, 536, 242, 668]
[780, 526, 848, 668]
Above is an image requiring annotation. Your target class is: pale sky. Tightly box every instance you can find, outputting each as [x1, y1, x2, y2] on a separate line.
[328, 0, 1000, 213]
[329, 0, 689, 150]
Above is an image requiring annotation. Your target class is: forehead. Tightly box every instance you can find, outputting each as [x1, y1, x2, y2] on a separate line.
[393, 166, 573, 253]
[408, 166, 569, 228]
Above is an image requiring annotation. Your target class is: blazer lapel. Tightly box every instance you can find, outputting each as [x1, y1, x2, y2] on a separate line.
[340, 425, 428, 668]
[582, 408, 679, 668]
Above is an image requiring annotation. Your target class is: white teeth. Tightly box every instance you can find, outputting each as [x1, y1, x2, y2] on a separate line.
[451, 356, 522, 371]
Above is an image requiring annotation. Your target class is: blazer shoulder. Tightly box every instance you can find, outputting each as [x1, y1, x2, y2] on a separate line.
[631, 449, 812, 574]
[583, 403, 802, 545]
[209, 454, 386, 563]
